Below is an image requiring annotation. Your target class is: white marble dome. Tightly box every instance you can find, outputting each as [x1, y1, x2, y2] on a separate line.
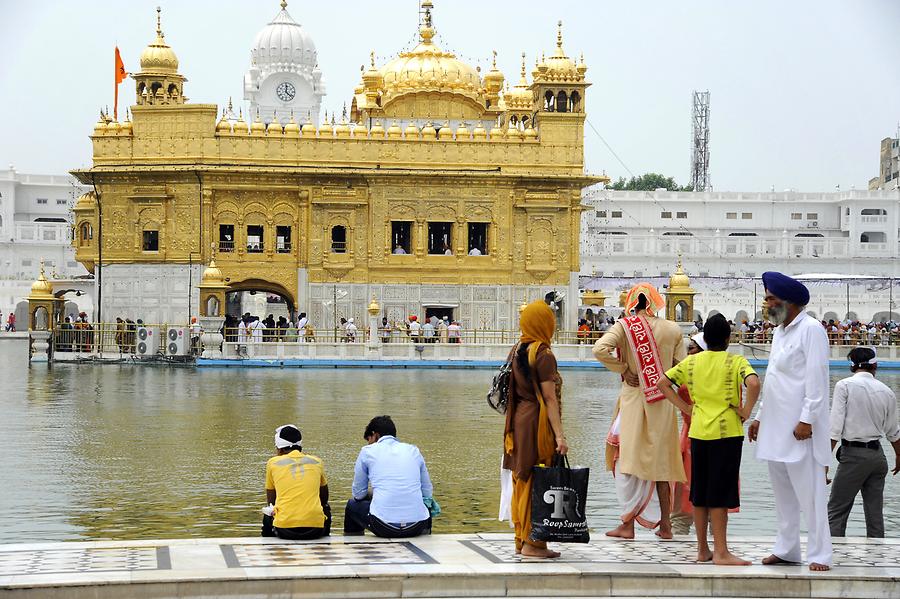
[250, 3, 317, 76]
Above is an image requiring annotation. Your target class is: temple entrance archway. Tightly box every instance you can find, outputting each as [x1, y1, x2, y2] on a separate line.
[225, 279, 296, 323]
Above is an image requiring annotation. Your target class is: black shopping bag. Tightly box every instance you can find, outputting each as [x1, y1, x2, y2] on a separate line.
[530, 454, 590, 543]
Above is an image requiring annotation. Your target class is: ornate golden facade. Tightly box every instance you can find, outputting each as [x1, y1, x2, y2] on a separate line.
[72, 2, 604, 327]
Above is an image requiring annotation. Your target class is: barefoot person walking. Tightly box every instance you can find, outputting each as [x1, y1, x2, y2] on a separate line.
[593, 283, 686, 539]
[503, 300, 568, 558]
[749, 272, 833, 571]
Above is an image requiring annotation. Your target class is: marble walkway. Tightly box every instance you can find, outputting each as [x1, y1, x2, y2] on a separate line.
[1, 533, 898, 598]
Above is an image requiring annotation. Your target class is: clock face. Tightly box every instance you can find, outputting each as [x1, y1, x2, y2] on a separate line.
[276, 81, 296, 102]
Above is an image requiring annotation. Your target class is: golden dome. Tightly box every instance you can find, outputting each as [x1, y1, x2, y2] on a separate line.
[489, 122, 505, 139]
[523, 123, 538, 139]
[75, 191, 97, 211]
[139, 8, 179, 74]
[251, 111, 266, 135]
[370, 119, 385, 137]
[284, 113, 300, 136]
[30, 262, 54, 298]
[438, 121, 453, 140]
[376, 3, 484, 106]
[93, 112, 107, 136]
[105, 120, 120, 134]
[404, 121, 419, 139]
[301, 114, 316, 136]
[668, 258, 694, 291]
[483, 50, 505, 93]
[362, 51, 384, 90]
[120, 111, 133, 134]
[387, 120, 402, 138]
[367, 294, 381, 315]
[233, 109, 247, 134]
[200, 260, 226, 286]
[455, 122, 470, 140]
[504, 53, 533, 111]
[539, 22, 584, 82]
[472, 122, 487, 140]
[334, 116, 350, 138]
[421, 121, 437, 139]
[267, 120, 282, 136]
[506, 120, 523, 140]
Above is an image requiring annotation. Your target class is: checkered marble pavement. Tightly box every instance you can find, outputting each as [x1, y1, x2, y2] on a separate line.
[0, 546, 168, 576]
[463, 537, 900, 567]
[221, 540, 436, 568]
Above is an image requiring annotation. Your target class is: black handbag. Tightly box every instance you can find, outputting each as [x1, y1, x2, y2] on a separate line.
[486, 343, 518, 414]
[530, 454, 590, 543]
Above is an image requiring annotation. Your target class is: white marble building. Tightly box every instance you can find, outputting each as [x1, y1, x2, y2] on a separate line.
[0, 167, 91, 319]
[580, 187, 900, 323]
[243, 1, 325, 125]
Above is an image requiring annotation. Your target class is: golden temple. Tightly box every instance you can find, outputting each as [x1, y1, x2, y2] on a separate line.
[71, 2, 605, 329]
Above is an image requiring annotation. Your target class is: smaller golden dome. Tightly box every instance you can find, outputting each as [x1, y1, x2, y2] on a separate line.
[201, 260, 226, 285]
[120, 111, 133, 135]
[504, 53, 533, 110]
[490, 122, 505, 139]
[75, 192, 97, 211]
[334, 116, 351, 138]
[30, 263, 54, 298]
[362, 51, 384, 90]
[668, 257, 695, 291]
[266, 116, 283, 135]
[421, 122, 437, 139]
[387, 120, 402, 138]
[233, 109, 247, 134]
[438, 121, 453, 140]
[506, 120, 522, 140]
[93, 113, 107, 136]
[472, 122, 487, 140]
[404, 122, 419, 139]
[370, 120, 385, 137]
[105, 120, 120, 134]
[483, 50, 505, 92]
[367, 294, 381, 316]
[455, 122, 470, 140]
[139, 8, 179, 74]
[301, 114, 316, 137]
[284, 113, 300, 136]
[524, 123, 538, 139]
[251, 111, 266, 135]
[538, 22, 582, 82]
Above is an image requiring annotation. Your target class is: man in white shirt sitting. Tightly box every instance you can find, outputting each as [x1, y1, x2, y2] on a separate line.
[828, 347, 900, 538]
[468, 246, 482, 256]
[344, 416, 434, 538]
[393, 245, 406, 255]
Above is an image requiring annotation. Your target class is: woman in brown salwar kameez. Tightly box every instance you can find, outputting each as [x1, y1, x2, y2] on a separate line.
[502, 300, 568, 558]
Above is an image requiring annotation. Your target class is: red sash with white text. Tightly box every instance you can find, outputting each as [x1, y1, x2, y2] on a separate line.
[622, 315, 665, 403]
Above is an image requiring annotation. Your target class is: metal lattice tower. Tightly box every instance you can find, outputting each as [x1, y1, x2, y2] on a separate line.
[690, 90, 711, 192]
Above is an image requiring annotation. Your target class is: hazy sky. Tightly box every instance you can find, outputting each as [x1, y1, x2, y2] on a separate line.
[2, 0, 898, 191]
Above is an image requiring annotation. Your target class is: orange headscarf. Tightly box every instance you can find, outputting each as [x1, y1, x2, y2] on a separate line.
[519, 300, 556, 367]
[624, 283, 665, 315]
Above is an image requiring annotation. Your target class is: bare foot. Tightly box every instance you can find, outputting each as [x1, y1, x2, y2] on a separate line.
[605, 521, 635, 539]
[655, 525, 673, 540]
[696, 549, 713, 563]
[762, 554, 800, 566]
[713, 552, 751, 566]
[520, 545, 561, 559]
[809, 562, 831, 572]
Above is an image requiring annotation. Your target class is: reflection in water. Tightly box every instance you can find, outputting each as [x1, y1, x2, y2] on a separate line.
[0, 342, 897, 542]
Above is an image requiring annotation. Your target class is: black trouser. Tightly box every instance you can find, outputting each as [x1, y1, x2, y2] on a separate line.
[343, 498, 431, 538]
[261, 504, 331, 540]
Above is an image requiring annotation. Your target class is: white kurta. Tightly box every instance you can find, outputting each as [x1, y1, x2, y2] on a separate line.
[756, 312, 831, 467]
[755, 310, 832, 566]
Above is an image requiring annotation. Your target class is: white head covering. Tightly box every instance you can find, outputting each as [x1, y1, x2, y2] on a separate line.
[274, 424, 301, 449]
[691, 332, 708, 351]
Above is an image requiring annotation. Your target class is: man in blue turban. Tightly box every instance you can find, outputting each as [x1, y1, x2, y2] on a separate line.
[749, 272, 832, 571]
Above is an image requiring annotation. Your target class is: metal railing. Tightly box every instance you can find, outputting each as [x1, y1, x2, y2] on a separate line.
[51, 323, 200, 355]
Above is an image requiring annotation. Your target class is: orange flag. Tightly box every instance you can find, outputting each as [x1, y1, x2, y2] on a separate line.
[114, 47, 128, 120]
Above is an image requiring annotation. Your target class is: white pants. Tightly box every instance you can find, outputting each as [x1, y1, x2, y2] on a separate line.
[767, 450, 833, 566]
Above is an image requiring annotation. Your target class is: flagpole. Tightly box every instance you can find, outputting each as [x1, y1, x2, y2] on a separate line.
[113, 47, 119, 121]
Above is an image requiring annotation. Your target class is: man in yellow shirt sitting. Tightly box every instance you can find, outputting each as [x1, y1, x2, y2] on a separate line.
[658, 314, 760, 566]
[262, 424, 331, 540]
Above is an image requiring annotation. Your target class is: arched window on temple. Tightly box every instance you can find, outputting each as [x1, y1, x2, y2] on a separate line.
[570, 91, 581, 112]
[331, 225, 347, 253]
[544, 90, 555, 112]
[556, 91, 568, 113]
[80, 223, 93, 246]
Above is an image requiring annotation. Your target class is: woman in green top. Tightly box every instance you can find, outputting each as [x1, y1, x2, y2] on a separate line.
[657, 314, 761, 566]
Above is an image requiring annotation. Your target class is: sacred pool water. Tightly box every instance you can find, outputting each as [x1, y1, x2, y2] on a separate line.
[0, 342, 896, 543]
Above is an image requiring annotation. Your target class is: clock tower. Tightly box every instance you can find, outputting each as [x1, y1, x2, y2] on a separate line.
[244, 1, 325, 125]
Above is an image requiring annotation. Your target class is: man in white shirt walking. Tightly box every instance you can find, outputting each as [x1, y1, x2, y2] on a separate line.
[828, 347, 900, 538]
[749, 272, 833, 571]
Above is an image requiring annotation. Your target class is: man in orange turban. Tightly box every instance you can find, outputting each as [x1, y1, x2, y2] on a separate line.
[593, 283, 686, 539]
